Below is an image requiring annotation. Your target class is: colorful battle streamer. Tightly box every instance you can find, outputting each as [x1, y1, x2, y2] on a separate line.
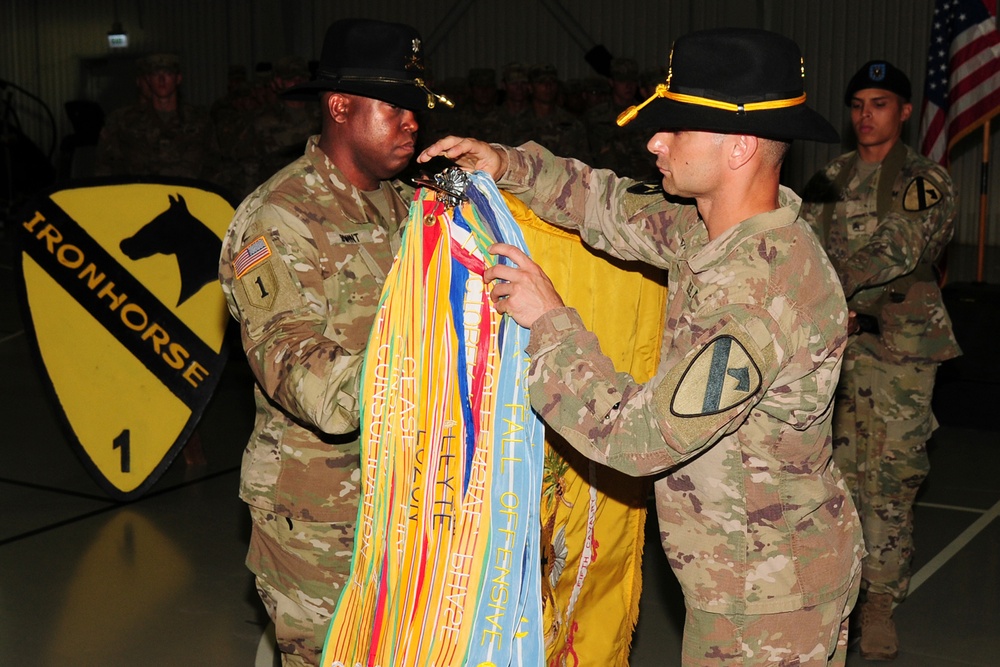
[321, 172, 545, 667]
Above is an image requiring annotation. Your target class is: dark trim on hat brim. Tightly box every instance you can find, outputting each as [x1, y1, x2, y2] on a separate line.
[632, 97, 839, 143]
[281, 78, 427, 111]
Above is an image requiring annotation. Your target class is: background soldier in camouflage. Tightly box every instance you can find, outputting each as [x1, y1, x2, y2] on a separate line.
[489, 62, 534, 147]
[800, 60, 961, 662]
[526, 64, 591, 162]
[421, 28, 864, 667]
[453, 67, 500, 140]
[94, 53, 218, 180]
[240, 55, 321, 192]
[585, 57, 657, 180]
[218, 19, 442, 666]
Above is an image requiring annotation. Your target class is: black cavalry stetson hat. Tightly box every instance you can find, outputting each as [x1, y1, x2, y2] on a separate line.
[619, 28, 839, 143]
[282, 18, 450, 111]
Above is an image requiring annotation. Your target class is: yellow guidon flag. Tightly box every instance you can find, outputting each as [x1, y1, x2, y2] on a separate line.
[509, 196, 666, 667]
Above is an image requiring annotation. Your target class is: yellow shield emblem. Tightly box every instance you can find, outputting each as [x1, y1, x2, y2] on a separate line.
[672, 335, 761, 417]
[16, 180, 234, 499]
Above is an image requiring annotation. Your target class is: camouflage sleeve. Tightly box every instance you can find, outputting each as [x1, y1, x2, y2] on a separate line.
[221, 201, 363, 435]
[497, 142, 695, 268]
[524, 304, 779, 477]
[93, 111, 126, 177]
[839, 164, 956, 298]
[797, 168, 837, 237]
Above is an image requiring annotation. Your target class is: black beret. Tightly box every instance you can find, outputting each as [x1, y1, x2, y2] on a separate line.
[844, 60, 911, 105]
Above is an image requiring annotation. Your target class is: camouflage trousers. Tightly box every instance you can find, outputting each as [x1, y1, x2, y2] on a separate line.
[681, 571, 860, 666]
[247, 506, 355, 667]
[832, 340, 938, 601]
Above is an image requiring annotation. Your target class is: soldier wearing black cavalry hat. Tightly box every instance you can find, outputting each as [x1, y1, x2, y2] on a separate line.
[800, 60, 961, 662]
[219, 19, 449, 667]
[421, 27, 865, 666]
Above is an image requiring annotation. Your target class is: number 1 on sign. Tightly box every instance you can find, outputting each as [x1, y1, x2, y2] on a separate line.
[113, 429, 131, 473]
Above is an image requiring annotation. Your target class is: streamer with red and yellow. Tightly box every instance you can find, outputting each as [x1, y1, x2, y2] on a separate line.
[321, 171, 545, 667]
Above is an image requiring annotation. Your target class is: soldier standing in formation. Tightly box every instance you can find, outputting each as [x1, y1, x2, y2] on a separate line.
[490, 62, 534, 147]
[454, 67, 499, 140]
[94, 53, 217, 180]
[421, 27, 864, 667]
[241, 55, 322, 191]
[585, 57, 658, 180]
[525, 64, 590, 163]
[219, 19, 443, 666]
[800, 60, 962, 662]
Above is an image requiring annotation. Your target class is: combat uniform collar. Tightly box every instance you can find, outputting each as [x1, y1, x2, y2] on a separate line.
[302, 135, 408, 240]
[687, 185, 801, 273]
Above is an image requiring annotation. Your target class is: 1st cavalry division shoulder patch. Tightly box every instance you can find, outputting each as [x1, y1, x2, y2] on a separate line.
[903, 176, 942, 211]
[671, 335, 761, 417]
[16, 179, 235, 500]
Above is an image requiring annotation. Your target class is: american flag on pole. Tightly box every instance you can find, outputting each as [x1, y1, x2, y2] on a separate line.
[918, 0, 1000, 165]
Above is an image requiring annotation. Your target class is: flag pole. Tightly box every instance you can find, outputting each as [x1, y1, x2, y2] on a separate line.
[976, 118, 991, 282]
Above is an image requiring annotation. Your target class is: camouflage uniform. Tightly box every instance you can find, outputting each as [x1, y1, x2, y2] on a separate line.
[498, 142, 864, 665]
[584, 101, 657, 180]
[585, 58, 658, 180]
[490, 105, 534, 148]
[526, 65, 591, 162]
[452, 67, 502, 142]
[94, 101, 217, 180]
[528, 104, 591, 163]
[800, 140, 961, 602]
[242, 101, 322, 190]
[219, 135, 412, 666]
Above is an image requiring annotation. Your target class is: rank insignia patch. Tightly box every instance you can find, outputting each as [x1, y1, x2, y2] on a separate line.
[626, 180, 665, 196]
[15, 179, 235, 500]
[671, 335, 761, 417]
[903, 176, 942, 211]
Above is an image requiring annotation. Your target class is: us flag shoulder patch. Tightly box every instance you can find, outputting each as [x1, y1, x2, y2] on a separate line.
[234, 235, 272, 278]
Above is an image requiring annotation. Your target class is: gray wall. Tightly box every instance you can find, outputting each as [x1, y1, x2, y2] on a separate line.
[2, 0, 997, 245]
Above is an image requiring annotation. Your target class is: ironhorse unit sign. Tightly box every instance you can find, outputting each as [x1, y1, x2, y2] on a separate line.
[16, 179, 234, 500]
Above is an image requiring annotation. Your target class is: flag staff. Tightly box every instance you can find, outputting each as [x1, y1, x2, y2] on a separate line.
[976, 118, 991, 282]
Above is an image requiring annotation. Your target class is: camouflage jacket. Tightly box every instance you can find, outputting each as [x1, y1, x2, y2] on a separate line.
[491, 105, 535, 149]
[94, 102, 218, 180]
[243, 101, 323, 189]
[584, 102, 658, 180]
[800, 142, 961, 363]
[219, 135, 412, 521]
[526, 106, 591, 163]
[497, 142, 864, 615]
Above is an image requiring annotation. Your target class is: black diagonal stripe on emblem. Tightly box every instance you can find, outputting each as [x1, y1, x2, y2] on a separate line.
[20, 197, 217, 411]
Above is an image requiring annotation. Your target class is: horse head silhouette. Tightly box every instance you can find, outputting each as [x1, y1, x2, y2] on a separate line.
[120, 194, 222, 307]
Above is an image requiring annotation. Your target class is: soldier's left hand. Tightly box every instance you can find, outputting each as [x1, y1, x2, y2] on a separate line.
[484, 243, 564, 329]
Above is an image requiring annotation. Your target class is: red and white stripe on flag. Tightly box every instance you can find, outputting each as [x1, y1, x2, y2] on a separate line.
[918, 0, 1000, 165]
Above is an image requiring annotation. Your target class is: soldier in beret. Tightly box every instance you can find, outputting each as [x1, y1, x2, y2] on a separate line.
[422, 27, 864, 666]
[94, 53, 217, 180]
[219, 19, 446, 666]
[800, 60, 962, 662]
